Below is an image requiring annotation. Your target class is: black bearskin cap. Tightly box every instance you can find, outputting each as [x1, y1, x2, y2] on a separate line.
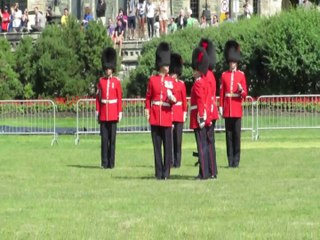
[199, 38, 216, 70]
[155, 42, 171, 71]
[101, 47, 117, 72]
[191, 47, 209, 75]
[169, 53, 183, 77]
[224, 40, 241, 63]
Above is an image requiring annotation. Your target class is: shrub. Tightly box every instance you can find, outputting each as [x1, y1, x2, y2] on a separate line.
[127, 8, 320, 97]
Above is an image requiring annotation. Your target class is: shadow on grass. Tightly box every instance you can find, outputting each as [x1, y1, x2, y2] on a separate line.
[113, 174, 196, 181]
[67, 165, 101, 169]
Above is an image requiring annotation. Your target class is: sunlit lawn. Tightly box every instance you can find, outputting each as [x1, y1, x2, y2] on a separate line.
[0, 130, 319, 239]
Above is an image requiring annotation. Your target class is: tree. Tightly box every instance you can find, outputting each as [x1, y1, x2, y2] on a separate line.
[0, 39, 23, 99]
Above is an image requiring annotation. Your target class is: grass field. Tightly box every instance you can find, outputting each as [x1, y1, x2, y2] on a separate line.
[0, 130, 320, 239]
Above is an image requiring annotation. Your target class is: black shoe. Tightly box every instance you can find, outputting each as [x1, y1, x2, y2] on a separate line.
[194, 175, 208, 180]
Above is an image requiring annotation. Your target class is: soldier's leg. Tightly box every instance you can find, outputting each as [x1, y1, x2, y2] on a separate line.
[195, 128, 210, 179]
[233, 118, 242, 167]
[100, 122, 109, 168]
[151, 125, 163, 179]
[108, 121, 117, 168]
[212, 120, 218, 176]
[163, 126, 173, 179]
[173, 122, 183, 167]
[207, 124, 216, 177]
[225, 118, 234, 167]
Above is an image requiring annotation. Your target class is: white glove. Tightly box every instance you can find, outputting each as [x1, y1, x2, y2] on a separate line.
[95, 111, 99, 120]
[219, 107, 223, 117]
[237, 83, 244, 93]
[198, 118, 205, 129]
[145, 109, 150, 120]
[118, 112, 122, 122]
[167, 89, 176, 102]
[183, 112, 187, 122]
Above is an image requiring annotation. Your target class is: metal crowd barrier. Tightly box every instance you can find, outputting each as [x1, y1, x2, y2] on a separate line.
[255, 95, 320, 139]
[0, 100, 57, 145]
[75, 97, 255, 144]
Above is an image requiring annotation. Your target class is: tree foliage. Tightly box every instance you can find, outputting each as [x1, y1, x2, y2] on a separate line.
[1, 18, 114, 99]
[0, 39, 23, 99]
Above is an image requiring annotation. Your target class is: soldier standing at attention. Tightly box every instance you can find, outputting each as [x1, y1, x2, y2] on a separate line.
[96, 47, 123, 169]
[199, 38, 219, 179]
[145, 42, 177, 180]
[190, 47, 211, 180]
[169, 53, 187, 168]
[219, 40, 247, 168]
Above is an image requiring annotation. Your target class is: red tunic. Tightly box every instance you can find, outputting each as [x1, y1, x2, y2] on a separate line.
[189, 76, 209, 129]
[219, 70, 247, 118]
[172, 79, 187, 123]
[96, 76, 122, 121]
[145, 74, 176, 127]
[1, 12, 10, 31]
[206, 70, 219, 123]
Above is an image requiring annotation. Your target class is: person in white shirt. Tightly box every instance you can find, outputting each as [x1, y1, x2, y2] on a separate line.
[243, 1, 253, 19]
[158, 0, 168, 35]
[31, 7, 46, 32]
[127, 0, 136, 40]
[146, 0, 155, 39]
[12, 3, 22, 32]
[137, 0, 146, 40]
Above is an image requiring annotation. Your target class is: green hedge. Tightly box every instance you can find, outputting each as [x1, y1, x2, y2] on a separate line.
[2, 18, 114, 99]
[127, 7, 320, 97]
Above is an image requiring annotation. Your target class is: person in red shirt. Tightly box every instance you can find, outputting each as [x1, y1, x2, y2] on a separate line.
[219, 40, 247, 168]
[145, 42, 177, 180]
[169, 53, 187, 168]
[199, 38, 219, 179]
[190, 47, 211, 180]
[1, 6, 10, 32]
[96, 47, 123, 169]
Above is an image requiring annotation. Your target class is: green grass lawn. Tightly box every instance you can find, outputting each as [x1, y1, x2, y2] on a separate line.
[0, 130, 320, 239]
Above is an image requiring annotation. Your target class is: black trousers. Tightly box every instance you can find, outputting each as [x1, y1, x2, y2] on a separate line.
[194, 127, 210, 179]
[225, 118, 242, 167]
[151, 125, 172, 179]
[207, 121, 218, 177]
[100, 121, 117, 168]
[172, 122, 183, 167]
[147, 17, 154, 38]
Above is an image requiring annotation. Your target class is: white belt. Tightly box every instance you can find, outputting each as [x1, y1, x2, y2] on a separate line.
[151, 101, 171, 107]
[175, 101, 182, 106]
[101, 99, 118, 104]
[190, 105, 197, 111]
[225, 93, 240, 97]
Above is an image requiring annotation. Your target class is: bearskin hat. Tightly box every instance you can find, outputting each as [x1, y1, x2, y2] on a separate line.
[199, 38, 216, 70]
[169, 53, 183, 77]
[101, 47, 117, 72]
[224, 40, 241, 63]
[191, 47, 209, 75]
[155, 42, 171, 71]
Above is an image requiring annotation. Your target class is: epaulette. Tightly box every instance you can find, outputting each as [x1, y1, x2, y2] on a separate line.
[238, 70, 245, 75]
[178, 80, 185, 84]
[113, 76, 121, 81]
[195, 77, 201, 82]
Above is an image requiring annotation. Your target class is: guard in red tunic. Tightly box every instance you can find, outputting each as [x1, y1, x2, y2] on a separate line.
[96, 47, 123, 169]
[145, 42, 177, 180]
[199, 38, 219, 179]
[169, 53, 187, 168]
[219, 40, 247, 168]
[190, 47, 211, 179]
